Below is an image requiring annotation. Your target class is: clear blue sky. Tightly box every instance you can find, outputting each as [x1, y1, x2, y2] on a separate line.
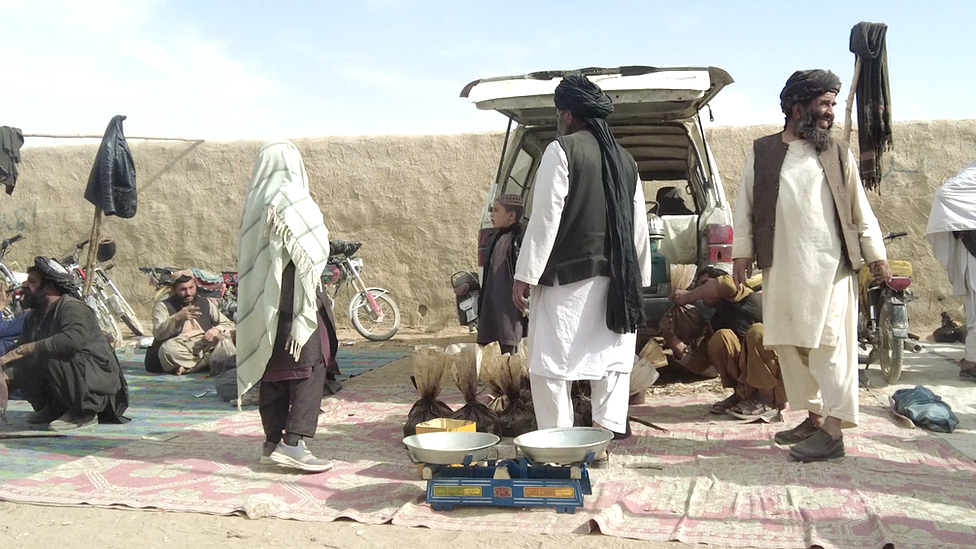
[4, 0, 974, 141]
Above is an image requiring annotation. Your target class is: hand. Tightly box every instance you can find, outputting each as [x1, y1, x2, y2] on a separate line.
[869, 260, 892, 283]
[659, 316, 675, 340]
[203, 327, 221, 343]
[0, 342, 35, 367]
[732, 258, 753, 289]
[671, 289, 691, 307]
[513, 280, 530, 312]
[176, 305, 201, 322]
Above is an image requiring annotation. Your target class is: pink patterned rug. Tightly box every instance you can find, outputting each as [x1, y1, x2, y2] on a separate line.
[1, 384, 975, 549]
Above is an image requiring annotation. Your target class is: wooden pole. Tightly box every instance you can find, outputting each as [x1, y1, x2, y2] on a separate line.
[842, 57, 863, 145]
[81, 207, 103, 296]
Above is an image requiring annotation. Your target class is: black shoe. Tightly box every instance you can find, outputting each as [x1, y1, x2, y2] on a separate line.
[25, 407, 61, 425]
[773, 417, 819, 445]
[48, 411, 98, 432]
[789, 429, 845, 462]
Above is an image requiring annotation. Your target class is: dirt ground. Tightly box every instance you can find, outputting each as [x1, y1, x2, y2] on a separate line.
[0, 326, 934, 549]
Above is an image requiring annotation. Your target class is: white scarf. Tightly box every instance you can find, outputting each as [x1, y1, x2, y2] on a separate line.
[236, 141, 330, 400]
[926, 160, 976, 296]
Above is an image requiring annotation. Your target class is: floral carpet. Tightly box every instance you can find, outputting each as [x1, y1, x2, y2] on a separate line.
[1, 364, 975, 548]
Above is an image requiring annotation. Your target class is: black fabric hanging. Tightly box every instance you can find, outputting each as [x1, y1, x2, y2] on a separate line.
[850, 22, 893, 193]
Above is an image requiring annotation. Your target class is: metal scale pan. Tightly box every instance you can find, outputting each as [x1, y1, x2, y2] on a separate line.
[402, 432, 501, 465]
[513, 427, 614, 465]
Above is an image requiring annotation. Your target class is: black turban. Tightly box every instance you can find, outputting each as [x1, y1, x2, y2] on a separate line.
[553, 74, 645, 333]
[779, 69, 842, 115]
[33, 256, 81, 296]
[554, 74, 614, 119]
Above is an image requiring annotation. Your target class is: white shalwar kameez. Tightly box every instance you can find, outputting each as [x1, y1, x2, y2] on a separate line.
[925, 160, 976, 362]
[732, 140, 885, 427]
[515, 141, 653, 434]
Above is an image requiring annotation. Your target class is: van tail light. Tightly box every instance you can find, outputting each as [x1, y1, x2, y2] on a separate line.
[707, 224, 733, 263]
[887, 276, 911, 291]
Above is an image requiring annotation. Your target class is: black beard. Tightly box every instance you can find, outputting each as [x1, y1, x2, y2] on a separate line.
[795, 108, 833, 153]
[21, 288, 47, 310]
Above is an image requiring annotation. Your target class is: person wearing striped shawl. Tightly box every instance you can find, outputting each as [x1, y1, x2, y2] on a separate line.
[237, 141, 334, 472]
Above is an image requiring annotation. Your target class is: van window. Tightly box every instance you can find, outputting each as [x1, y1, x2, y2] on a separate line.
[644, 181, 697, 216]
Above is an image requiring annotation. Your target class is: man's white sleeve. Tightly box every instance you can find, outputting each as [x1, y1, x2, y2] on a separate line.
[731, 150, 756, 260]
[514, 142, 569, 285]
[632, 173, 653, 286]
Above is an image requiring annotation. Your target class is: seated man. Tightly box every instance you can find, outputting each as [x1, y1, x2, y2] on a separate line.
[151, 270, 235, 375]
[0, 257, 128, 430]
[665, 267, 785, 418]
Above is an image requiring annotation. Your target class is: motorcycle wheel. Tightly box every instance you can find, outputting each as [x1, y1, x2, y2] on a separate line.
[878, 301, 904, 384]
[88, 295, 123, 347]
[109, 294, 145, 336]
[349, 289, 401, 341]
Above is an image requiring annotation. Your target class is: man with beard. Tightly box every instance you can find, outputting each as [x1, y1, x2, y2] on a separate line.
[0, 257, 128, 430]
[151, 270, 236, 375]
[513, 74, 652, 440]
[731, 70, 889, 462]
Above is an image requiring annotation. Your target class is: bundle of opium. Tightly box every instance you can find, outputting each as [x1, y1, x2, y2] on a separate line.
[447, 343, 499, 435]
[403, 346, 453, 437]
[483, 343, 536, 437]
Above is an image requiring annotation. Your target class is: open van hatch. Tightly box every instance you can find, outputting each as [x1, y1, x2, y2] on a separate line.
[462, 66, 735, 326]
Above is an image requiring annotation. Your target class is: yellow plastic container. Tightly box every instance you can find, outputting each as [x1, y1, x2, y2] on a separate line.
[415, 418, 477, 434]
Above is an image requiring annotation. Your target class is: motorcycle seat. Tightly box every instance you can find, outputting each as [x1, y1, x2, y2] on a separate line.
[329, 240, 362, 257]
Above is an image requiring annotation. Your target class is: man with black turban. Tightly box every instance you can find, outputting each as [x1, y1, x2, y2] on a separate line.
[731, 70, 889, 462]
[513, 74, 652, 439]
[0, 257, 128, 430]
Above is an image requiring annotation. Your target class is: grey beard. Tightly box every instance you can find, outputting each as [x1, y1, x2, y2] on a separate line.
[795, 109, 833, 153]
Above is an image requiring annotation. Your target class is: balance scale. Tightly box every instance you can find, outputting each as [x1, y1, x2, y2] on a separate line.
[419, 452, 595, 514]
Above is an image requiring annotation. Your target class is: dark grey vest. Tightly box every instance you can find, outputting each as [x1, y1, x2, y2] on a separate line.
[538, 130, 638, 286]
[752, 133, 862, 271]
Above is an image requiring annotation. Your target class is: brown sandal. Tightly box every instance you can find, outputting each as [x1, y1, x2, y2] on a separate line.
[710, 393, 741, 415]
[728, 398, 775, 418]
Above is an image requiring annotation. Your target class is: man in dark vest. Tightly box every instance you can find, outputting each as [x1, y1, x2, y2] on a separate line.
[151, 270, 235, 375]
[667, 267, 784, 419]
[731, 70, 890, 462]
[0, 257, 128, 430]
[513, 74, 653, 439]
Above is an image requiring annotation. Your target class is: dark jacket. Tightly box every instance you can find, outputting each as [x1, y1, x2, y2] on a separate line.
[477, 222, 523, 313]
[17, 295, 128, 422]
[85, 115, 137, 218]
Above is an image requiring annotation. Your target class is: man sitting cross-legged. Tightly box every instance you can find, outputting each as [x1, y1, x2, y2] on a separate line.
[151, 270, 235, 375]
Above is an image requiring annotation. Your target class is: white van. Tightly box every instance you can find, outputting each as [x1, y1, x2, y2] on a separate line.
[461, 65, 735, 325]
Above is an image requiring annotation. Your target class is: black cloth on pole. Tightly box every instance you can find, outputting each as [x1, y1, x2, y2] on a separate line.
[850, 22, 893, 193]
[554, 74, 645, 334]
[0, 126, 24, 195]
[84, 115, 138, 218]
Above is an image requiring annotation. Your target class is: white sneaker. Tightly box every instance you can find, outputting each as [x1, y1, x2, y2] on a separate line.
[270, 439, 334, 472]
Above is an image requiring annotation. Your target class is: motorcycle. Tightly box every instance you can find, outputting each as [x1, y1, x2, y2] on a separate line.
[139, 266, 238, 321]
[0, 233, 27, 319]
[323, 240, 400, 341]
[857, 231, 920, 383]
[57, 239, 145, 345]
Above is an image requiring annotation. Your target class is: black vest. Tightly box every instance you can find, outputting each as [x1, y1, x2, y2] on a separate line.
[160, 295, 215, 335]
[539, 130, 638, 286]
[751, 133, 862, 271]
[710, 290, 763, 340]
